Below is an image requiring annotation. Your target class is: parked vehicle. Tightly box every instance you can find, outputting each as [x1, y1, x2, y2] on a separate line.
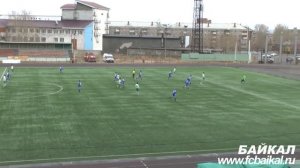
[261, 54, 274, 63]
[103, 53, 114, 63]
[84, 52, 96, 62]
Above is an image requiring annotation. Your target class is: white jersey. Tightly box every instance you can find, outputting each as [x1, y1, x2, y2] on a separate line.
[3, 75, 6, 82]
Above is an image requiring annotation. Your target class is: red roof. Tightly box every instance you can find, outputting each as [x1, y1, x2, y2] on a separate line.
[61, 1, 109, 10]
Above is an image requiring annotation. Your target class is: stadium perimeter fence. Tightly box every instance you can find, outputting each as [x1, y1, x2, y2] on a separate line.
[181, 53, 249, 62]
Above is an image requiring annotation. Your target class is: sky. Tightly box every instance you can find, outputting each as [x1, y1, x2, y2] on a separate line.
[0, 0, 299, 30]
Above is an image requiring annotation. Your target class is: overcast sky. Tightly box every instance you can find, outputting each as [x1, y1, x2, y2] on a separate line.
[0, 0, 299, 29]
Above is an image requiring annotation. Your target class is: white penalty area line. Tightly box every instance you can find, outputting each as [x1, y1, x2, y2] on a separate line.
[0, 82, 63, 101]
[0, 148, 237, 165]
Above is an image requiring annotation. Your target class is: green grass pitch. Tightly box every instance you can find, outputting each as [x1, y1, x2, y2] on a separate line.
[0, 66, 299, 164]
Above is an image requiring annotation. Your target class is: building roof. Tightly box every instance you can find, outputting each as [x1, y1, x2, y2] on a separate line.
[60, 4, 77, 9]
[0, 19, 92, 29]
[61, 1, 109, 10]
[110, 21, 248, 30]
[0, 19, 9, 28]
[78, 1, 109, 10]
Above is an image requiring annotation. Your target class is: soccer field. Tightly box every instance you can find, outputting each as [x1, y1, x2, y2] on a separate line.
[0, 66, 299, 164]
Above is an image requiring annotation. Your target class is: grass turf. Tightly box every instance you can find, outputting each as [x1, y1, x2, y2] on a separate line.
[0, 66, 299, 164]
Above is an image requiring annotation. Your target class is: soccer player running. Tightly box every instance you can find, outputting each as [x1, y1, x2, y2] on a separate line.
[173, 67, 176, 74]
[138, 70, 143, 80]
[132, 68, 136, 79]
[241, 74, 246, 84]
[184, 78, 190, 89]
[10, 64, 14, 73]
[135, 82, 140, 95]
[2, 74, 7, 87]
[77, 80, 82, 93]
[59, 66, 64, 73]
[201, 72, 205, 84]
[168, 70, 172, 80]
[120, 78, 125, 88]
[172, 88, 177, 101]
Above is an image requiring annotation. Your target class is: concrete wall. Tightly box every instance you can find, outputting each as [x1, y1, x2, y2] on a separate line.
[103, 35, 181, 54]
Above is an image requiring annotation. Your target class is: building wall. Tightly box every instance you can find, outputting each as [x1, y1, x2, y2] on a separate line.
[61, 4, 109, 51]
[5, 27, 85, 49]
[103, 35, 181, 54]
[92, 9, 109, 50]
[62, 9, 94, 20]
[108, 22, 251, 52]
[84, 23, 93, 50]
[61, 10, 75, 20]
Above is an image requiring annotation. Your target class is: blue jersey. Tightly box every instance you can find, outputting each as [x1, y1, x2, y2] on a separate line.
[172, 90, 177, 97]
[185, 79, 190, 85]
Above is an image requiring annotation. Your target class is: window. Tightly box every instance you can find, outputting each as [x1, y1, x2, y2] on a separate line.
[35, 37, 40, 42]
[23, 37, 28, 42]
[129, 29, 135, 35]
[78, 30, 82, 35]
[12, 36, 16, 41]
[224, 30, 230, 35]
[65, 30, 70, 34]
[29, 37, 34, 42]
[42, 29, 46, 33]
[11, 28, 16, 33]
[30, 29, 34, 33]
[19, 28, 23, 33]
[114, 29, 120, 35]
[24, 28, 28, 33]
[54, 37, 58, 42]
[41, 37, 46, 42]
[60, 30, 64, 34]
[54, 30, 58, 34]
[36, 29, 40, 33]
[48, 29, 52, 33]
[60, 38, 64, 42]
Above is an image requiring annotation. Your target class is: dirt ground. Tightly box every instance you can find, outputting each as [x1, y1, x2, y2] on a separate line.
[1, 62, 300, 168]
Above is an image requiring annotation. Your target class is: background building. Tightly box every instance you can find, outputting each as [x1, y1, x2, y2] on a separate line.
[0, 0, 109, 51]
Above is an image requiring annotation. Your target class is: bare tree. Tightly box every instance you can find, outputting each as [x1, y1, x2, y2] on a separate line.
[252, 24, 269, 52]
[8, 10, 32, 42]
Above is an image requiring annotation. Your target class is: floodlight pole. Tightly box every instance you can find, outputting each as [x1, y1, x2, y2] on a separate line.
[294, 27, 298, 60]
[279, 31, 283, 63]
[264, 35, 269, 63]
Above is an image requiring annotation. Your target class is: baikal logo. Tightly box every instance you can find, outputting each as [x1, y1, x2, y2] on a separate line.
[218, 144, 296, 165]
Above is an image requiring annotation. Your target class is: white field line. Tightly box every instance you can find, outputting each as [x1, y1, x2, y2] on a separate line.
[140, 160, 149, 168]
[0, 67, 7, 80]
[199, 76, 300, 110]
[0, 148, 237, 164]
[0, 67, 7, 84]
[0, 83, 63, 101]
[1, 146, 299, 165]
